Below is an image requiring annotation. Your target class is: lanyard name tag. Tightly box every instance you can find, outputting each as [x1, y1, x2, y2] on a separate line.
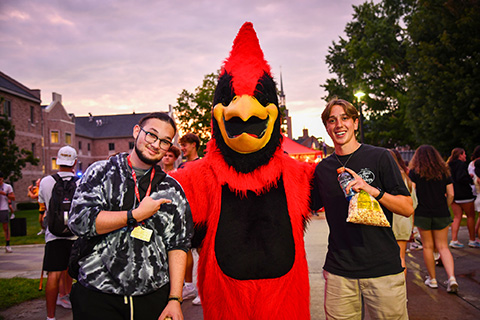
[131, 225, 153, 242]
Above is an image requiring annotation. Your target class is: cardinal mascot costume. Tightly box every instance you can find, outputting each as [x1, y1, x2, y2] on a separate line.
[172, 22, 313, 320]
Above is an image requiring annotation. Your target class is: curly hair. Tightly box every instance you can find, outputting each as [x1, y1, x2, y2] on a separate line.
[471, 145, 480, 161]
[409, 145, 450, 180]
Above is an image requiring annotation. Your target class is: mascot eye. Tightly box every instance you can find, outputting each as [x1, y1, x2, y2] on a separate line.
[254, 89, 270, 107]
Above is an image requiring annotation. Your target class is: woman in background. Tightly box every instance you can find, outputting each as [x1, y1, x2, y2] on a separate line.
[389, 149, 415, 276]
[468, 146, 480, 245]
[448, 148, 478, 248]
[409, 145, 458, 293]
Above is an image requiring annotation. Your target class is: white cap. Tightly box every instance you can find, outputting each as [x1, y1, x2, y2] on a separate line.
[56, 146, 77, 166]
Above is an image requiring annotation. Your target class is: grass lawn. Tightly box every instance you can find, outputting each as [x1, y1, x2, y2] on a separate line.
[0, 278, 47, 314]
[1, 210, 45, 245]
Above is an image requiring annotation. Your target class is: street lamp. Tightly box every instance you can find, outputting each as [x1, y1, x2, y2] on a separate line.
[354, 91, 365, 143]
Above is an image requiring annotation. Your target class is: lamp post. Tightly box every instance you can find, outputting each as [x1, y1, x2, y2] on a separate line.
[354, 91, 365, 143]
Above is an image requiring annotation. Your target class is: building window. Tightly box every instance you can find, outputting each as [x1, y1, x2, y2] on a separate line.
[78, 162, 83, 171]
[30, 106, 34, 123]
[65, 133, 72, 145]
[51, 131, 59, 144]
[129, 141, 134, 150]
[78, 141, 82, 150]
[3, 100, 12, 118]
[109, 143, 115, 151]
[87, 143, 91, 151]
[52, 158, 59, 170]
[32, 143, 35, 158]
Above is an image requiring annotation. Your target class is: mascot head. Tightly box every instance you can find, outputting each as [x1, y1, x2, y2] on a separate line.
[212, 22, 282, 173]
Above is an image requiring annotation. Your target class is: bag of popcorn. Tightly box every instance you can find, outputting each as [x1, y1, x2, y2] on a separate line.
[346, 190, 390, 227]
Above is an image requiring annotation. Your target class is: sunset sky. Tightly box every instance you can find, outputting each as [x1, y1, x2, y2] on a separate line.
[1, 0, 368, 145]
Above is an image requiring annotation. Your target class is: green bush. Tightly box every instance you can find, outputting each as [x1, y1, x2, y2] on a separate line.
[16, 202, 39, 210]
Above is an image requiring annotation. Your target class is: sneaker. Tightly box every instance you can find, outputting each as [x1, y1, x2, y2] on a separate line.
[410, 241, 423, 250]
[449, 240, 465, 249]
[446, 277, 458, 293]
[424, 276, 438, 289]
[468, 240, 480, 248]
[182, 283, 197, 300]
[56, 294, 72, 309]
[37, 229, 45, 235]
[10, 213, 15, 219]
[5, 246, 12, 253]
[192, 295, 202, 305]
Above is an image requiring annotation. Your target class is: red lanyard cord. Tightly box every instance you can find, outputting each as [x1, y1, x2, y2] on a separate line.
[127, 155, 156, 203]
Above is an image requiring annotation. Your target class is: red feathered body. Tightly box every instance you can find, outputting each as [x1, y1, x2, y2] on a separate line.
[172, 140, 313, 320]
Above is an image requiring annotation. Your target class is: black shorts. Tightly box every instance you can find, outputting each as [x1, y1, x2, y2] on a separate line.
[43, 239, 74, 272]
[71, 282, 170, 320]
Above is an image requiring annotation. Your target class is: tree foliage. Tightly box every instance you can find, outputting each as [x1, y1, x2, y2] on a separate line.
[405, 0, 480, 156]
[322, 0, 480, 155]
[174, 72, 218, 156]
[0, 110, 39, 183]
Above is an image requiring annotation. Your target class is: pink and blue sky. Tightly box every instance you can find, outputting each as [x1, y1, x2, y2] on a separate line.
[1, 0, 368, 144]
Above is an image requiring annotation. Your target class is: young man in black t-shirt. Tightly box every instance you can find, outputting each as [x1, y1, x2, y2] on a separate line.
[311, 98, 413, 319]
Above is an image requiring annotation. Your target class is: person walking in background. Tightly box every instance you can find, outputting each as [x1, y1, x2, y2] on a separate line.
[389, 149, 416, 276]
[447, 148, 479, 248]
[311, 98, 413, 319]
[468, 146, 480, 244]
[28, 178, 46, 235]
[38, 146, 79, 320]
[408, 145, 458, 293]
[162, 145, 181, 173]
[178, 132, 200, 168]
[178, 132, 201, 305]
[0, 172, 15, 253]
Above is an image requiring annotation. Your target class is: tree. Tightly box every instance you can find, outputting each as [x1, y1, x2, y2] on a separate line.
[0, 109, 39, 183]
[323, 0, 480, 155]
[405, 0, 480, 156]
[174, 72, 218, 156]
[323, 0, 415, 148]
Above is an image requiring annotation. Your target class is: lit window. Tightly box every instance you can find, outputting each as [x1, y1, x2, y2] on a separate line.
[52, 158, 59, 170]
[65, 133, 72, 145]
[51, 131, 59, 143]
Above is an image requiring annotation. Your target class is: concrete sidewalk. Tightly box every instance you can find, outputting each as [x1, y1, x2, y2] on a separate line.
[1, 216, 480, 320]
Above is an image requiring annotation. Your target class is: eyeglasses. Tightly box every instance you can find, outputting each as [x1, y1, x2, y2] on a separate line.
[139, 127, 173, 151]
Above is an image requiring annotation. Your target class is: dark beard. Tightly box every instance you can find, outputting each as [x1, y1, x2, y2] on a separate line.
[134, 140, 160, 166]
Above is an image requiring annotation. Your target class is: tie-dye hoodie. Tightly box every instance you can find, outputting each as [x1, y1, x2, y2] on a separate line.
[68, 152, 193, 296]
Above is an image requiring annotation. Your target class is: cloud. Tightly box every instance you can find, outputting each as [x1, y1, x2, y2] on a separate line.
[0, 0, 365, 142]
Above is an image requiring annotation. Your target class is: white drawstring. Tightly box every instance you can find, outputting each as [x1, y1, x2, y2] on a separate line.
[124, 295, 134, 320]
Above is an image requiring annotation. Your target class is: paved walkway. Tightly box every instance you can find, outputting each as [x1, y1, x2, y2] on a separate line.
[1, 216, 479, 319]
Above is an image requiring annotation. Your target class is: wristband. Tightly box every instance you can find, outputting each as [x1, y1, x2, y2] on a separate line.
[168, 295, 183, 304]
[375, 189, 385, 201]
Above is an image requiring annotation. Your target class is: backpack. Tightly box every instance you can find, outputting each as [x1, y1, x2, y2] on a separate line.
[47, 173, 78, 237]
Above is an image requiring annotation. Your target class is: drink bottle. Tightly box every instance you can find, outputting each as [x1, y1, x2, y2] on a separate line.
[337, 167, 356, 201]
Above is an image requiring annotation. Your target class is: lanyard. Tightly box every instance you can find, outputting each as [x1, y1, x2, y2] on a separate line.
[127, 155, 155, 203]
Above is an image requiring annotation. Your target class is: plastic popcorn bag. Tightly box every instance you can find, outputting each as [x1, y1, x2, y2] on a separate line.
[347, 190, 390, 227]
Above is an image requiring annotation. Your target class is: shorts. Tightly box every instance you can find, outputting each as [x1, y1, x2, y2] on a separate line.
[454, 198, 475, 204]
[392, 214, 413, 241]
[323, 270, 408, 320]
[414, 216, 452, 230]
[0, 210, 9, 223]
[43, 239, 74, 272]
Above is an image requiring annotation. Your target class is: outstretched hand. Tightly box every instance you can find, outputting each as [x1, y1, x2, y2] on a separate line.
[134, 196, 172, 222]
